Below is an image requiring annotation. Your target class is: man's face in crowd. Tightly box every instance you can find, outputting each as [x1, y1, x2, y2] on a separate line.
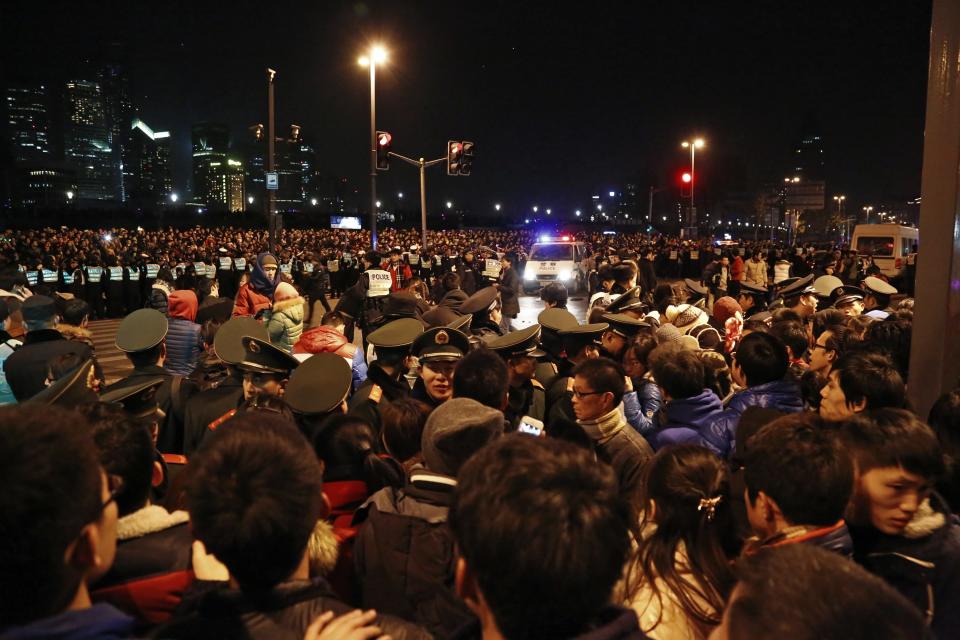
[818, 370, 859, 421]
[263, 265, 278, 280]
[808, 330, 835, 374]
[849, 466, 929, 535]
[571, 374, 611, 422]
[601, 330, 626, 359]
[799, 293, 818, 315]
[242, 371, 285, 400]
[738, 294, 754, 312]
[509, 355, 537, 382]
[839, 300, 863, 317]
[421, 360, 456, 403]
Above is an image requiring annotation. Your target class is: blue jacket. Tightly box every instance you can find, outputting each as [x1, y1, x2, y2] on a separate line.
[1, 603, 135, 639]
[622, 378, 662, 437]
[705, 379, 803, 457]
[649, 389, 724, 453]
[164, 318, 202, 376]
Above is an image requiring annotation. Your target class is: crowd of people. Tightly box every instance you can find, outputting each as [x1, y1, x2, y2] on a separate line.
[0, 222, 950, 640]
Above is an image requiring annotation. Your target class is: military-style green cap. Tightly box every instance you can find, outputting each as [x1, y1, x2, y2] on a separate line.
[606, 286, 644, 314]
[601, 313, 651, 338]
[238, 336, 300, 374]
[537, 308, 578, 332]
[447, 314, 473, 333]
[558, 322, 610, 338]
[116, 309, 168, 353]
[486, 324, 546, 359]
[368, 317, 424, 349]
[196, 297, 234, 325]
[26, 358, 98, 407]
[100, 377, 166, 421]
[214, 317, 269, 365]
[460, 286, 500, 315]
[284, 353, 352, 416]
[412, 327, 471, 362]
[863, 276, 897, 297]
[740, 281, 769, 297]
[421, 305, 461, 328]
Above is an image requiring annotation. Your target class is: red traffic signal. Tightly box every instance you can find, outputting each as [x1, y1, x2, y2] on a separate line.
[681, 172, 692, 183]
[447, 140, 464, 175]
[376, 131, 392, 170]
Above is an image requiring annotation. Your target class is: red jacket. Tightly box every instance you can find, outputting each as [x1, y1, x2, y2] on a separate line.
[731, 255, 745, 281]
[232, 282, 272, 318]
[383, 261, 413, 292]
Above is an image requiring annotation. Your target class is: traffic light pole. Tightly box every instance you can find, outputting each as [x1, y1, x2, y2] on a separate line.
[368, 64, 378, 250]
[389, 152, 446, 251]
[267, 68, 277, 254]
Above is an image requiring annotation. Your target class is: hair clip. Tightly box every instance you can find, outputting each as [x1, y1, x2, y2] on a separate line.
[698, 495, 723, 522]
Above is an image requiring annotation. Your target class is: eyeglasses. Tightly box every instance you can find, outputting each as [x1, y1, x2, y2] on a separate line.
[572, 387, 605, 399]
[811, 343, 831, 351]
[94, 474, 124, 520]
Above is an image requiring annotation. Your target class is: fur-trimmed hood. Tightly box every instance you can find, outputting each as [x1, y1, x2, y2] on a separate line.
[116, 504, 189, 541]
[307, 519, 340, 576]
[58, 323, 93, 343]
[152, 280, 173, 296]
[903, 498, 948, 540]
[273, 296, 306, 314]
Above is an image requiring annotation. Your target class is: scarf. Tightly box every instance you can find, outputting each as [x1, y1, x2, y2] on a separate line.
[578, 408, 626, 444]
[249, 251, 281, 296]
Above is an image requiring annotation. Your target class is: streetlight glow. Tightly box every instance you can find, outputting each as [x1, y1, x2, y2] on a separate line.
[398, 192, 403, 199]
[546, 208, 551, 215]
[371, 45, 388, 64]
[358, 56, 370, 67]
[694, 138, 705, 148]
[311, 197, 318, 206]
[575, 209, 581, 216]
[247, 195, 254, 205]
[532, 206, 538, 213]
[169, 192, 178, 202]
[375, 200, 382, 208]
[446, 201, 453, 209]
[66, 190, 74, 200]
[494, 203, 501, 211]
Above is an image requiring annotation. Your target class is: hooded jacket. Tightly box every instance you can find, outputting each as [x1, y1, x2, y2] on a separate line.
[149, 280, 172, 315]
[165, 290, 202, 376]
[649, 389, 725, 453]
[294, 326, 367, 392]
[266, 282, 304, 354]
[232, 252, 279, 318]
[851, 494, 960, 639]
[705, 379, 803, 457]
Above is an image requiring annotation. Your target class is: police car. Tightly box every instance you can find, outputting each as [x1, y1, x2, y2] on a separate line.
[523, 235, 588, 293]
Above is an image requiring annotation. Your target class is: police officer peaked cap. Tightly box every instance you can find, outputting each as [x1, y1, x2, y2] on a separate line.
[537, 308, 579, 332]
[214, 317, 269, 365]
[486, 324, 547, 359]
[606, 287, 645, 314]
[195, 297, 234, 325]
[831, 285, 865, 309]
[238, 336, 300, 374]
[284, 353, 352, 416]
[684, 279, 709, 298]
[116, 309, 169, 353]
[447, 314, 473, 333]
[812, 275, 844, 299]
[368, 318, 424, 349]
[26, 358, 98, 407]
[601, 313, 651, 338]
[413, 327, 470, 362]
[558, 322, 610, 337]
[459, 287, 500, 315]
[778, 274, 816, 299]
[739, 281, 769, 297]
[863, 276, 897, 297]
[100, 377, 166, 421]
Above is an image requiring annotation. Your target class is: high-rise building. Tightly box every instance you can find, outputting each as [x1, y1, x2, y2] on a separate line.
[6, 84, 51, 163]
[64, 80, 116, 202]
[225, 158, 245, 212]
[191, 122, 230, 208]
[125, 119, 172, 207]
[791, 114, 825, 182]
[99, 61, 135, 201]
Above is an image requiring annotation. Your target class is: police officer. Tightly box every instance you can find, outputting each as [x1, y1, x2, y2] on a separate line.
[410, 326, 471, 408]
[25, 357, 98, 407]
[600, 313, 652, 361]
[545, 321, 608, 429]
[486, 324, 547, 428]
[460, 286, 503, 342]
[349, 317, 424, 435]
[830, 285, 866, 317]
[536, 308, 579, 389]
[103, 309, 187, 454]
[182, 317, 268, 455]
[778, 274, 818, 320]
[683, 278, 710, 309]
[285, 352, 353, 440]
[605, 286, 647, 320]
[738, 281, 769, 319]
[101, 377, 167, 443]
[862, 276, 898, 319]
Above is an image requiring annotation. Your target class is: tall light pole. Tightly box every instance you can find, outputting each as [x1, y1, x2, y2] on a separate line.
[833, 194, 847, 241]
[359, 45, 388, 250]
[267, 68, 277, 253]
[681, 138, 705, 228]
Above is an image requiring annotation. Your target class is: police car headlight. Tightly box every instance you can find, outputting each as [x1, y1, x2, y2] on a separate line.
[524, 269, 536, 281]
[558, 270, 572, 281]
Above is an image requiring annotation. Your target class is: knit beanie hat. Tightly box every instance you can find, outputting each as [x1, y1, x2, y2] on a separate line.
[666, 303, 708, 335]
[422, 398, 504, 477]
[274, 282, 299, 302]
[713, 296, 743, 326]
[260, 253, 279, 268]
[655, 323, 683, 347]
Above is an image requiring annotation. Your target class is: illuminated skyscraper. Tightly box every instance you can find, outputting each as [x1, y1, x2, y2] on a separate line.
[6, 84, 51, 163]
[226, 158, 245, 212]
[191, 122, 230, 208]
[126, 119, 172, 206]
[64, 80, 116, 202]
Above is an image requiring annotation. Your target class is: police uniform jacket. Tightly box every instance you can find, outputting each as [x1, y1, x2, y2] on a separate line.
[349, 362, 412, 434]
[182, 373, 244, 456]
[3, 329, 97, 402]
[103, 365, 189, 454]
[506, 379, 546, 427]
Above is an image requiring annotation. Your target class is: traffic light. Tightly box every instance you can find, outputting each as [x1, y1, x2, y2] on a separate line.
[447, 140, 463, 176]
[376, 131, 392, 170]
[680, 171, 692, 197]
[460, 141, 475, 176]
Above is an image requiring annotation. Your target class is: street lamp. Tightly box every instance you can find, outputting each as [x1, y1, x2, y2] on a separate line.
[446, 201, 453, 209]
[494, 203, 501, 211]
[66, 191, 74, 201]
[532, 206, 539, 213]
[680, 138, 705, 226]
[169, 192, 178, 203]
[375, 200, 382, 208]
[247, 195, 255, 205]
[397, 192, 403, 199]
[575, 209, 581, 217]
[546, 208, 551, 215]
[833, 194, 847, 240]
[311, 197, 318, 206]
[359, 43, 388, 249]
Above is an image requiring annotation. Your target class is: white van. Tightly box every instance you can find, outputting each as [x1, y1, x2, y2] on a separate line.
[851, 224, 918, 280]
[523, 238, 588, 293]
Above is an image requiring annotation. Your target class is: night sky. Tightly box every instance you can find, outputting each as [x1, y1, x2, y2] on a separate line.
[2, 1, 933, 215]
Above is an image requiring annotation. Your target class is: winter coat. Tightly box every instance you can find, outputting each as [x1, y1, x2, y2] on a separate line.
[0, 332, 21, 406]
[851, 494, 960, 639]
[153, 577, 429, 640]
[649, 389, 725, 454]
[232, 282, 272, 318]
[743, 258, 768, 287]
[742, 520, 853, 558]
[149, 282, 172, 315]
[730, 256, 745, 281]
[579, 408, 655, 498]
[1, 603, 136, 640]
[266, 296, 305, 354]
[705, 380, 803, 457]
[165, 291, 202, 377]
[438, 288, 468, 311]
[3, 329, 96, 401]
[498, 266, 522, 317]
[353, 470, 476, 638]
[58, 323, 96, 350]
[622, 376, 662, 437]
[294, 326, 367, 391]
[773, 261, 791, 284]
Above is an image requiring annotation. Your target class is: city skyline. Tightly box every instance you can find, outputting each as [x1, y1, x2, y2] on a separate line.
[1, 2, 933, 219]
